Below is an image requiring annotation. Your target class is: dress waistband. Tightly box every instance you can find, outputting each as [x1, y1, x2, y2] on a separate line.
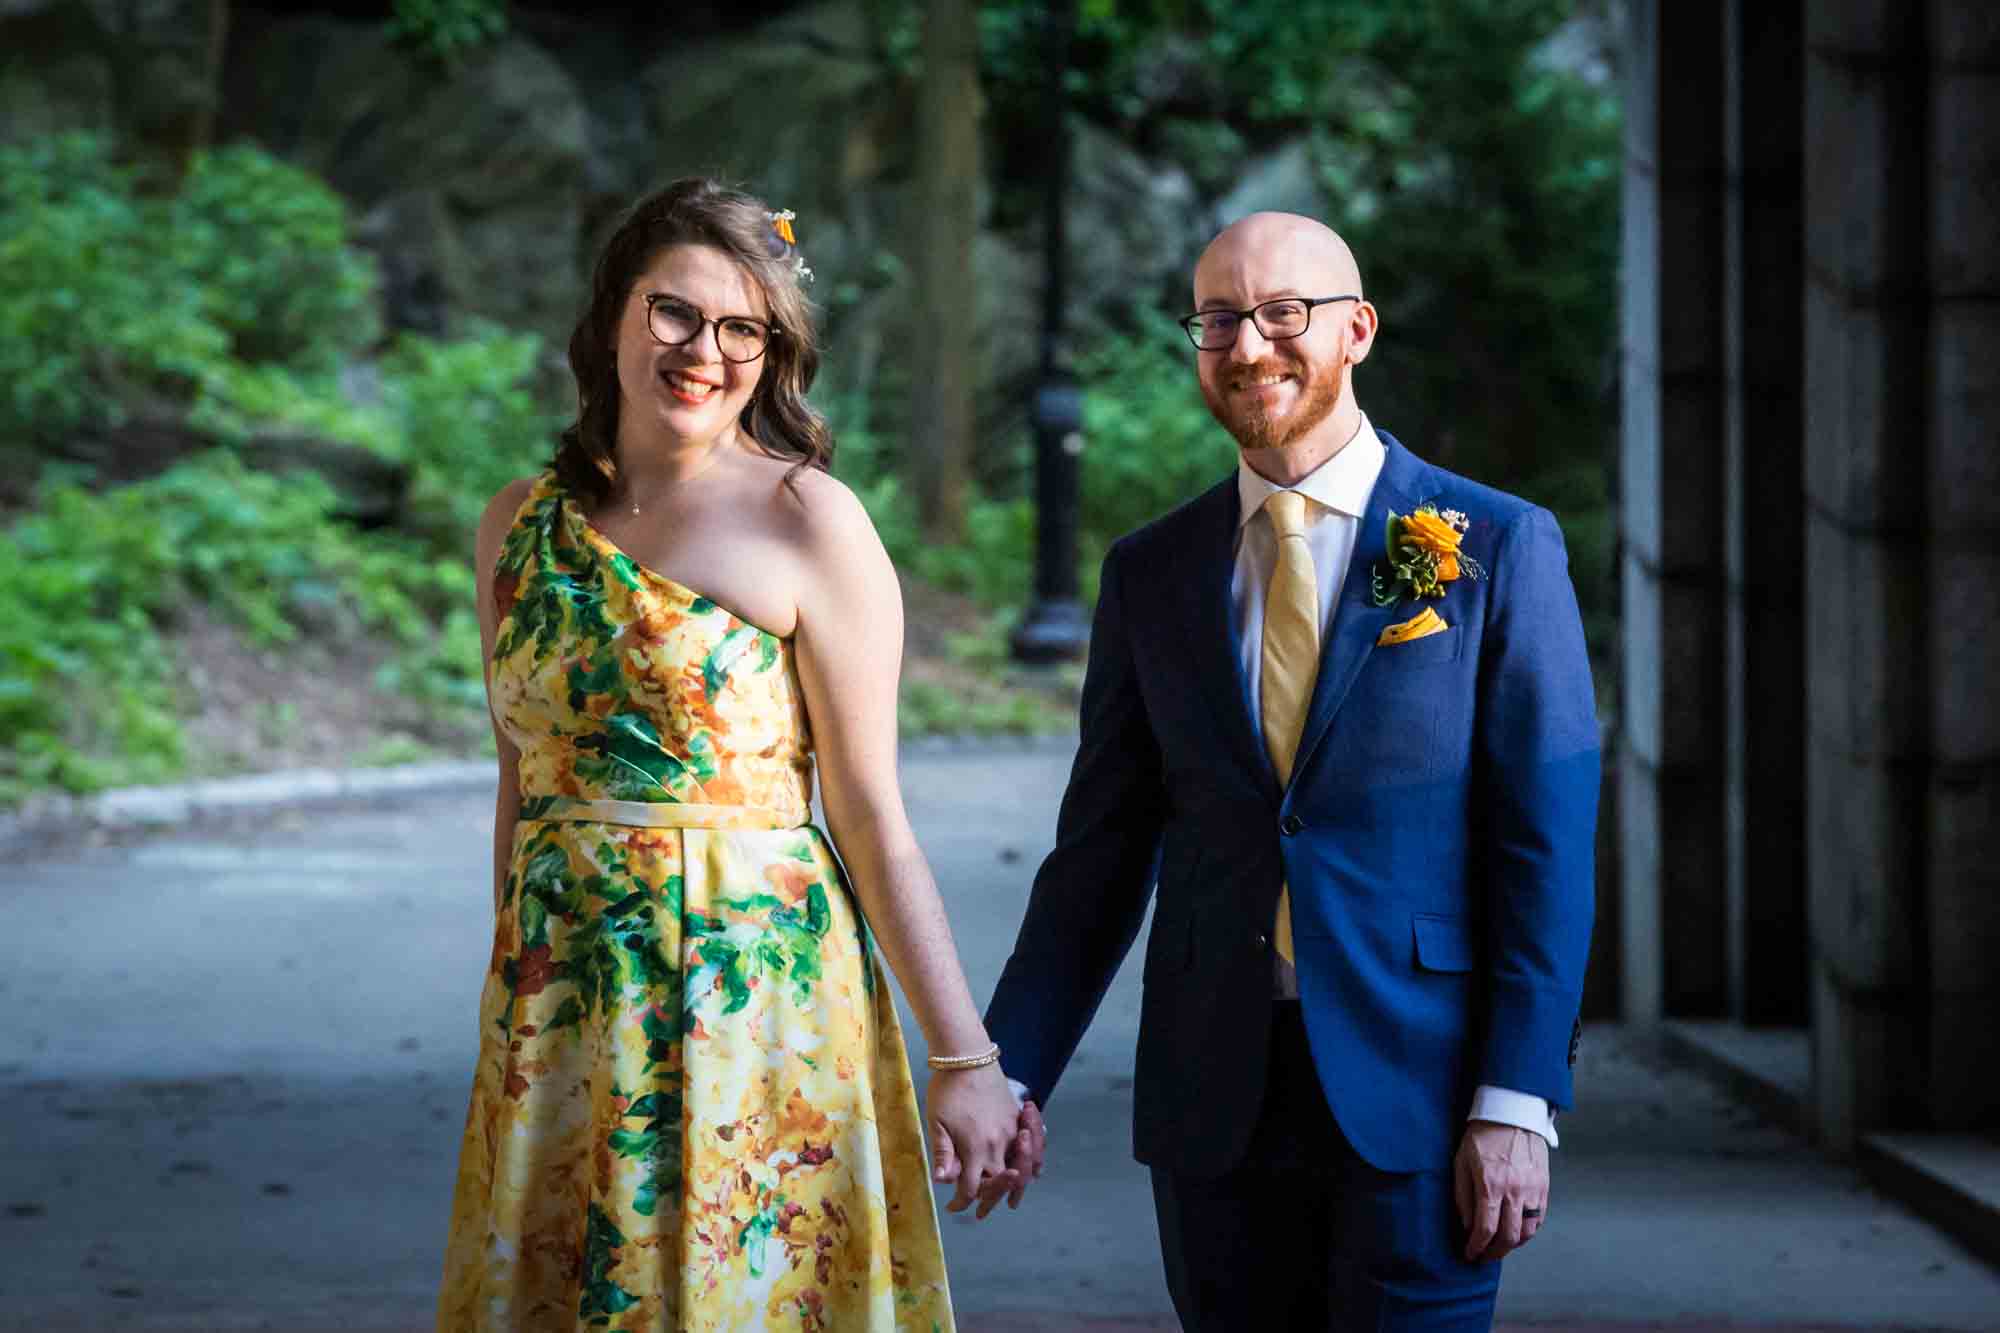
[517, 794, 801, 830]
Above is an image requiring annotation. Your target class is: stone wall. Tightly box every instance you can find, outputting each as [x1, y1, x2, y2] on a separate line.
[1623, 0, 2000, 1149]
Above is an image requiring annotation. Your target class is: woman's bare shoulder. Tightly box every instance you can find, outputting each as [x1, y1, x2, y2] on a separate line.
[483, 475, 541, 525]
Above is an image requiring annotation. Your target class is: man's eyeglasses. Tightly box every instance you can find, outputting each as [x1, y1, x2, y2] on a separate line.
[645, 294, 777, 364]
[1178, 295, 1361, 351]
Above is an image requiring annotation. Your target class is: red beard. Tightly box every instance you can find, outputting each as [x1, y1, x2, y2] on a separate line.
[1202, 358, 1342, 452]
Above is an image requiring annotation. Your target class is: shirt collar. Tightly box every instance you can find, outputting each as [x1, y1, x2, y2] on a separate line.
[1234, 412, 1388, 532]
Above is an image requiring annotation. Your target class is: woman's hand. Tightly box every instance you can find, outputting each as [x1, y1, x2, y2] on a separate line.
[926, 1063, 1032, 1219]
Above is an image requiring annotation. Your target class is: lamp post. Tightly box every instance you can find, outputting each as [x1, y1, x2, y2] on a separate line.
[1010, 0, 1090, 664]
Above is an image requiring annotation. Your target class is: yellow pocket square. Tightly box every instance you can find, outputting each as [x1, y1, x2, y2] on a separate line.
[1377, 606, 1449, 646]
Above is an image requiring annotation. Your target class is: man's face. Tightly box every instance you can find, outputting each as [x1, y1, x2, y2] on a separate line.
[1190, 222, 1363, 453]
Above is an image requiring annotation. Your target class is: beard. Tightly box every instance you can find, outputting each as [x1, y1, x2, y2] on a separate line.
[1201, 356, 1342, 452]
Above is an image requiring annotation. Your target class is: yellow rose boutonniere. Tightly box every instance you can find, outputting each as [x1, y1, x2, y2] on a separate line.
[1371, 504, 1485, 606]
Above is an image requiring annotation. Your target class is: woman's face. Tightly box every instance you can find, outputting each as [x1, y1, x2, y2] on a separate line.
[614, 243, 772, 451]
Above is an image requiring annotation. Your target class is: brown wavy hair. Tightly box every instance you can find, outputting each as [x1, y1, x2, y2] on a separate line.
[552, 178, 831, 507]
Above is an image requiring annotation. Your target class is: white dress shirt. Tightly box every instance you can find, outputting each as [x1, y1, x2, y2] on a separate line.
[1005, 414, 1556, 1149]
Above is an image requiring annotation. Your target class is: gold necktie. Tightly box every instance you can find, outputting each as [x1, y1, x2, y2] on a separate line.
[1260, 490, 1319, 968]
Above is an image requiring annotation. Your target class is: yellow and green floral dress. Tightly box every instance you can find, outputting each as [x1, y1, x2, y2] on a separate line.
[437, 474, 953, 1332]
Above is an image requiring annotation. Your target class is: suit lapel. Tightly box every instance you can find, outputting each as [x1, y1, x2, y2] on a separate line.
[1183, 479, 1279, 797]
[1289, 434, 1429, 786]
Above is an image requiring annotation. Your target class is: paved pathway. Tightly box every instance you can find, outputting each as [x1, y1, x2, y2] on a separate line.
[1, 745, 1995, 1330]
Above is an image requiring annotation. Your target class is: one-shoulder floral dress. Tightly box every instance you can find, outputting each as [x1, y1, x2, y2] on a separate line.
[437, 474, 953, 1331]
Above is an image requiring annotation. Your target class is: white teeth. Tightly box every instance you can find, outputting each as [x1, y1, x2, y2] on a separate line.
[666, 372, 715, 398]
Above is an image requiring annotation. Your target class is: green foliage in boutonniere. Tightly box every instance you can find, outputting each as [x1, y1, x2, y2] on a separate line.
[1371, 504, 1486, 605]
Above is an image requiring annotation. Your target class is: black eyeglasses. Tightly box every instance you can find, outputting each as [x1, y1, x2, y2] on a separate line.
[1179, 295, 1361, 351]
[645, 294, 778, 363]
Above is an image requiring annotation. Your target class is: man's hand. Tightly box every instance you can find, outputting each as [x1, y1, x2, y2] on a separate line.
[928, 1074, 1047, 1219]
[1453, 1119, 1549, 1262]
[993, 1099, 1047, 1210]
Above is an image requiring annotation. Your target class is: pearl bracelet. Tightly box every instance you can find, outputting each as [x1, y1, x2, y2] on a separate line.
[926, 1042, 1001, 1072]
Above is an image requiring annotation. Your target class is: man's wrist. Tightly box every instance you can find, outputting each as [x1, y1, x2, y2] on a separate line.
[1467, 1084, 1558, 1148]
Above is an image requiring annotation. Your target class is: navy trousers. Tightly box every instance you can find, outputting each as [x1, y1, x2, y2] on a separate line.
[1151, 1003, 1504, 1331]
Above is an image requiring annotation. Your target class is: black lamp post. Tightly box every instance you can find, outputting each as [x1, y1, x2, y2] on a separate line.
[1010, 0, 1090, 664]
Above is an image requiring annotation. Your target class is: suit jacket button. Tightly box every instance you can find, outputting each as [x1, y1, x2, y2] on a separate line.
[1254, 931, 1268, 948]
[1280, 814, 1304, 836]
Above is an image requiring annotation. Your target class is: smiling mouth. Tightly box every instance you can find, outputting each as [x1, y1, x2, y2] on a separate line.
[661, 368, 719, 404]
[1229, 372, 1292, 393]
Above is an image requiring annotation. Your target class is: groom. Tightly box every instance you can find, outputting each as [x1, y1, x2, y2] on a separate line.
[983, 212, 1598, 1329]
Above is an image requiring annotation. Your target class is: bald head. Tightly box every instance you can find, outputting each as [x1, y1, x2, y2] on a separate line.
[1194, 212, 1363, 309]
[1188, 212, 1377, 473]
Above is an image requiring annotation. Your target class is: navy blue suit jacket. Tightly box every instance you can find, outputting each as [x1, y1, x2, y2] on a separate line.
[984, 432, 1599, 1177]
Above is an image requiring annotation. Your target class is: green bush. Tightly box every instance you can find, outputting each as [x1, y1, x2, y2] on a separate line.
[388, 0, 509, 63]
[387, 326, 560, 546]
[188, 361, 399, 454]
[0, 133, 228, 444]
[0, 133, 382, 451]
[0, 451, 478, 801]
[169, 145, 381, 368]
[1076, 313, 1238, 560]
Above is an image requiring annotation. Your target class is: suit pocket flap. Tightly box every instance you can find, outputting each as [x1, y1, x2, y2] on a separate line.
[1412, 914, 1474, 972]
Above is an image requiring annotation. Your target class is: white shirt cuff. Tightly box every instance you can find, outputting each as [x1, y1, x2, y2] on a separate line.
[1004, 1076, 1029, 1110]
[1468, 1085, 1558, 1148]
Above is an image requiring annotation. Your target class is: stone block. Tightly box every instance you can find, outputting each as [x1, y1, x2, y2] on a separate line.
[1928, 990, 2000, 1128]
[1806, 737, 1925, 989]
[1804, 49, 1928, 299]
[1659, 187, 1728, 375]
[1658, 769, 1731, 1016]
[1657, 577, 1729, 769]
[1929, 74, 2000, 297]
[1804, 508, 1928, 758]
[1658, 380, 1730, 570]
[1930, 301, 2000, 540]
[1624, 0, 1659, 171]
[1811, 959, 1924, 1152]
[1739, 224, 1806, 392]
[1804, 507, 1854, 747]
[1739, 1, 1806, 170]
[1805, 0, 1925, 60]
[1927, 769, 2000, 997]
[1737, 411, 1806, 582]
[1803, 282, 1928, 529]
[1930, 546, 2000, 764]
[1618, 744, 1664, 1024]
[1932, 0, 2000, 67]
[1619, 343, 1662, 569]
[1621, 554, 1663, 765]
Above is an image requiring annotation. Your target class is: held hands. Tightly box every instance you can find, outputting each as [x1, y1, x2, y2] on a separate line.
[926, 1065, 1049, 1219]
[1453, 1119, 1549, 1262]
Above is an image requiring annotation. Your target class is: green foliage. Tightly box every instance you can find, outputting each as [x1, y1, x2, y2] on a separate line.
[0, 451, 478, 800]
[1310, 2, 1621, 488]
[169, 145, 381, 368]
[188, 361, 398, 453]
[897, 679, 1070, 738]
[0, 133, 227, 444]
[386, 327, 559, 546]
[0, 133, 380, 448]
[1075, 313, 1237, 559]
[388, 0, 509, 63]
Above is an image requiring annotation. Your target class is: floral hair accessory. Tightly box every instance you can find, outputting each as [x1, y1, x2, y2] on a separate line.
[766, 207, 813, 284]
